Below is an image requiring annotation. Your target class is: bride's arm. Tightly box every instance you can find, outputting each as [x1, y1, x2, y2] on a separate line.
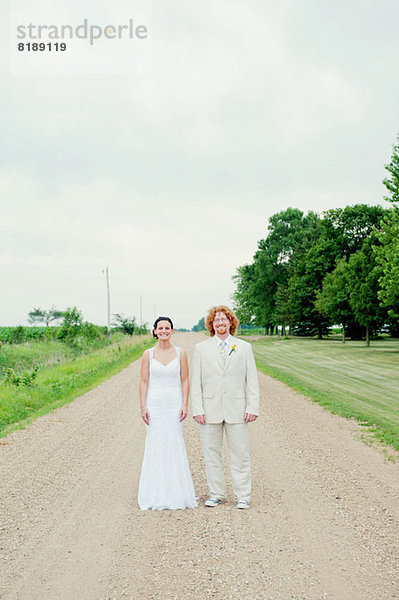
[179, 349, 189, 422]
[139, 350, 150, 425]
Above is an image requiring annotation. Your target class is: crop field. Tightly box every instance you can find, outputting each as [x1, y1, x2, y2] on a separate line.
[251, 336, 399, 451]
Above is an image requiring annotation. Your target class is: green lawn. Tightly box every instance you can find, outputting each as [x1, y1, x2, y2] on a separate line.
[250, 336, 399, 451]
[0, 335, 154, 437]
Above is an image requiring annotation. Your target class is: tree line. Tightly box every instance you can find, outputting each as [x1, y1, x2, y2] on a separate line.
[0, 307, 148, 345]
[233, 135, 399, 344]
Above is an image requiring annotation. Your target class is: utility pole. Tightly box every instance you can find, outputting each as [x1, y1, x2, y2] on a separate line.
[102, 267, 111, 339]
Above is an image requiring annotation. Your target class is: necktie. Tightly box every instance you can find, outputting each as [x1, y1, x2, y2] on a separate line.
[219, 341, 227, 364]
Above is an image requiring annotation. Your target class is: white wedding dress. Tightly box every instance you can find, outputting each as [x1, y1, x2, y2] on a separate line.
[138, 346, 197, 510]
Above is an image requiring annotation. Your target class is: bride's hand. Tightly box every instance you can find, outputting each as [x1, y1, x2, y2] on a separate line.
[141, 408, 150, 425]
[179, 405, 188, 422]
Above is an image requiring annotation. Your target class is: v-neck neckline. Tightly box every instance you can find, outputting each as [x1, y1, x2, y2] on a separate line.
[152, 356, 178, 367]
[152, 347, 178, 367]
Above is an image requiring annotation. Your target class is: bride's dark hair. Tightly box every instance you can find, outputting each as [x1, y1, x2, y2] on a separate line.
[152, 316, 174, 338]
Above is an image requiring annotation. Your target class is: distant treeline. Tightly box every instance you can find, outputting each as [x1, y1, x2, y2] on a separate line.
[233, 136, 399, 342]
[192, 317, 206, 332]
[1, 307, 149, 346]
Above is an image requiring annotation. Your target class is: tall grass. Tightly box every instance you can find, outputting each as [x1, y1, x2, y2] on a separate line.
[0, 331, 127, 374]
[251, 336, 399, 451]
[0, 335, 154, 437]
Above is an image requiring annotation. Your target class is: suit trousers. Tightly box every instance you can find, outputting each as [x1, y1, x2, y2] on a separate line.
[200, 422, 251, 502]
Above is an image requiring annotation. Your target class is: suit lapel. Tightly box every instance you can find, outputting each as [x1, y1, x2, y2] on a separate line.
[225, 336, 238, 369]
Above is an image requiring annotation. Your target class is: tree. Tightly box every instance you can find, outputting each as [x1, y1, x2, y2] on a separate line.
[383, 134, 399, 204]
[57, 307, 84, 342]
[113, 313, 136, 336]
[232, 204, 389, 338]
[374, 136, 399, 322]
[28, 308, 46, 325]
[260, 209, 320, 332]
[251, 245, 279, 332]
[273, 284, 291, 334]
[192, 317, 206, 332]
[136, 322, 149, 335]
[265, 207, 312, 264]
[348, 236, 388, 346]
[232, 264, 256, 325]
[28, 305, 64, 326]
[315, 258, 353, 342]
[286, 228, 336, 338]
[322, 204, 386, 257]
[375, 208, 399, 320]
[46, 306, 64, 326]
[233, 208, 320, 332]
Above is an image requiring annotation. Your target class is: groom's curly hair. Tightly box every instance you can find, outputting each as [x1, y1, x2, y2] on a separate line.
[205, 305, 239, 337]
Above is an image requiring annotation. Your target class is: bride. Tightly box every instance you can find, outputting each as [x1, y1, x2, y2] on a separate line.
[138, 316, 197, 510]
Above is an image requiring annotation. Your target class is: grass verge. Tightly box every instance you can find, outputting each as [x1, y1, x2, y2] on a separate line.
[250, 336, 399, 452]
[0, 335, 154, 437]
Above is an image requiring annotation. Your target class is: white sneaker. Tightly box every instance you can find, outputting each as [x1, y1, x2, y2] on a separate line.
[205, 497, 224, 507]
[236, 499, 250, 509]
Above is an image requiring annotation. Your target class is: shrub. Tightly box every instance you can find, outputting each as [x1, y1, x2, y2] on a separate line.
[11, 326, 25, 344]
[4, 364, 39, 387]
[81, 322, 103, 340]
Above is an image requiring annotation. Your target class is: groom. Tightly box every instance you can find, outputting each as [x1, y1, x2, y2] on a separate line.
[190, 305, 259, 509]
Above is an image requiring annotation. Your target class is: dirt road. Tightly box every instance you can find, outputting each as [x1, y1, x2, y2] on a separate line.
[0, 332, 398, 600]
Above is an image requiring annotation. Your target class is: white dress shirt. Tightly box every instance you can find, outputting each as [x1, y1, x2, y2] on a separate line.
[214, 334, 233, 355]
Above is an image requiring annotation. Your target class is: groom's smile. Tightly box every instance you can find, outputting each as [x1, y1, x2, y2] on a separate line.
[213, 312, 230, 338]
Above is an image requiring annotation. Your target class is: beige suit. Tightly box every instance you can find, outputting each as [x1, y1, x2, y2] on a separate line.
[191, 336, 260, 502]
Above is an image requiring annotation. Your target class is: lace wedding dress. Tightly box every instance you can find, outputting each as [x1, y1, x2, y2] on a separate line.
[138, 346, 197, 510]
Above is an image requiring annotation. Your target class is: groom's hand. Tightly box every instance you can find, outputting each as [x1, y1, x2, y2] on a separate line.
[193, 414, 206, 425]
[244, 413, 258, 422]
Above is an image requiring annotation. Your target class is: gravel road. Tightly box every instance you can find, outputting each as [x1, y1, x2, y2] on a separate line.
[0, 332, 398, 600]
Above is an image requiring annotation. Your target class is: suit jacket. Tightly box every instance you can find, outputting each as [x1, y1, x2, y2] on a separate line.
[190, 335, 260, 424]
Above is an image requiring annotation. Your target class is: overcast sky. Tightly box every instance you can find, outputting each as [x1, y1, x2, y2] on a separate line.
[1, 0, 398, 329]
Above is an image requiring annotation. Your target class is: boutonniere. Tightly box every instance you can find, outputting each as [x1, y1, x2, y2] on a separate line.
[228, 344, 237, 356]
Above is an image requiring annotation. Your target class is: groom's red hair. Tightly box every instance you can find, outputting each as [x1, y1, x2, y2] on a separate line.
[205, 305, 239, 337]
